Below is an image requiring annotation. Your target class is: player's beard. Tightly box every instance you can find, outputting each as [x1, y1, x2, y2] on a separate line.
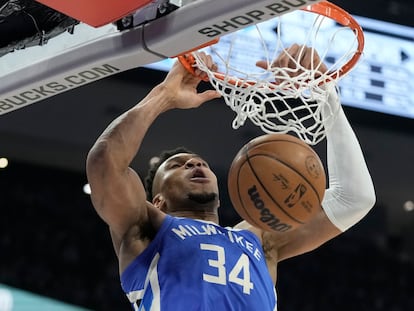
[188, 192, 217, 204]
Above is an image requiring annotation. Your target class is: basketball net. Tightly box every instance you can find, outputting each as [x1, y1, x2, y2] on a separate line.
[178, 1, 364, 145]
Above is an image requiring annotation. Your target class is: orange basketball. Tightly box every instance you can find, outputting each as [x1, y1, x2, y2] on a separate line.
[228, 133, 326, 232]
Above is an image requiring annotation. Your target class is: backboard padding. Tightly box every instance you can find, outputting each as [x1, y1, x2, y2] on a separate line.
[35, 0, 152, 27]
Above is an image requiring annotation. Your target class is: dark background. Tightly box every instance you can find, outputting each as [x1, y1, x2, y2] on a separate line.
[1, 0, 414, 310]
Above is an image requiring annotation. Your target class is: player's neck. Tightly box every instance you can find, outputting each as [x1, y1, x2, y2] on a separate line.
[168, 210, 219, 224]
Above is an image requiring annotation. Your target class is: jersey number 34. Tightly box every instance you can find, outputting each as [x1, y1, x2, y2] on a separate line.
[200, 243, 254, 294]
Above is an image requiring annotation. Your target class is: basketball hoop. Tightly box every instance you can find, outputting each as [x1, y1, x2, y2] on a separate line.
[178, 1, 365, 145]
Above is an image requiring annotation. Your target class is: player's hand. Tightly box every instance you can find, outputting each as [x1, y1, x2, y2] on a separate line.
[256, 44, 328, 78]
[160, 52, 221, 110]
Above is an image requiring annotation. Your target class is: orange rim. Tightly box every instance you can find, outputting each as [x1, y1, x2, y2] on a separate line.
[302, 1, 365, 80]
[177, 39, 218, 81]
[177, 1, 364, 87]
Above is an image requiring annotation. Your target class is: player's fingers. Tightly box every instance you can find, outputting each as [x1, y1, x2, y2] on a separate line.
[193, 68, 209, 81]
[195, 51, 213, 68]
[195, 90, 222, 106]
[202, 89, 222, 99]
[299, 47, 312, 70]
[255, 60, 268, 70]
[273, 45, 297, 68]
[192, 51, 217, 80]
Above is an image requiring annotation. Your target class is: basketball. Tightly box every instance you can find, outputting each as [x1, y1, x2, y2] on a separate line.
[227, 133, 326, 232]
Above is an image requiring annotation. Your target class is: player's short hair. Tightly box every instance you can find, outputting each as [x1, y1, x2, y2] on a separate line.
[144, 146, 194, 201]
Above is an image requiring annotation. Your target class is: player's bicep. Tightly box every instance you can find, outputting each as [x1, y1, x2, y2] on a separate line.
[88, 162, 148, 236]
[233, 220, 252, 231]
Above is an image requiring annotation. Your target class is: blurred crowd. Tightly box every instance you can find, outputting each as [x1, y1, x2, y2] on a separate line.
[1, 161, 413, 310]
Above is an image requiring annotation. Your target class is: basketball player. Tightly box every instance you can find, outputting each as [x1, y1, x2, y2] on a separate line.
[86, 46, 376, 310]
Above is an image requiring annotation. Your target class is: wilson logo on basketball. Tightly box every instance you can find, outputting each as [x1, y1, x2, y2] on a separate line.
[248, 185, 292, 232]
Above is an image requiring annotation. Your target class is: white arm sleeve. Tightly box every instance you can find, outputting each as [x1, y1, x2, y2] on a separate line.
[321, 85, 376, 232]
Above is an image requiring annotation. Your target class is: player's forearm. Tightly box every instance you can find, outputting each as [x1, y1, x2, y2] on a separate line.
[321, 90, 376, 231]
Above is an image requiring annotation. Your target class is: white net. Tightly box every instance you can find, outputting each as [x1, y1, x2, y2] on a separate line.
[188, 4, 363, 145]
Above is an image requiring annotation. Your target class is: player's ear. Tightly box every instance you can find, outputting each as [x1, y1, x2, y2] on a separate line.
[152, 194, 166, 210]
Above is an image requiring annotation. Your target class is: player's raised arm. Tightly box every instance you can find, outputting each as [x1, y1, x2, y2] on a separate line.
[257, 45, 376, 262]
[86, 56, 220, 250]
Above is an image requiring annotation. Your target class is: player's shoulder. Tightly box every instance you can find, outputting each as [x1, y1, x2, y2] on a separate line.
[234, 220, 283, 267]
[233, 220, 263, 242]
[234, 220, 300, 262]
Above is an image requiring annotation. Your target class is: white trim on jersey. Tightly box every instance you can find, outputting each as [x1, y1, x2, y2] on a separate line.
[273, 287, 278, 311]
[127, 289, 145, 303]
[129, 253, 161, 311]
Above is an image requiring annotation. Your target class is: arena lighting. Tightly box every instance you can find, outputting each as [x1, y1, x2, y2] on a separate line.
[149, 156, 160, 167]
[403, 201, 414, 212]
[0, 157, 9, 169]
[83, 183, 91, 195]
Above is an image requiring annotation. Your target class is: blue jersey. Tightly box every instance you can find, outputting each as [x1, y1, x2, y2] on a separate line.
[121, 215, 277, 311]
